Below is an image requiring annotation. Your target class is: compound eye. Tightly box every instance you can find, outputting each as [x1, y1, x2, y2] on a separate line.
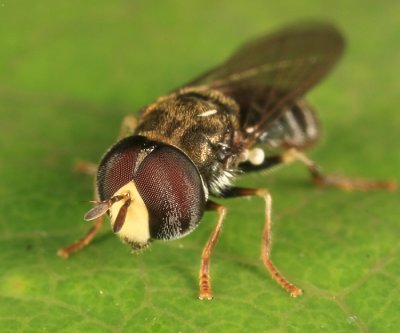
[134, 145, 206, 240]
[97, 136, 148, 201]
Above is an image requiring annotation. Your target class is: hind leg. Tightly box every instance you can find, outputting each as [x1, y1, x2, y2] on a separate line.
[282, 148, 396, 191]
[241, 148, 396, 191]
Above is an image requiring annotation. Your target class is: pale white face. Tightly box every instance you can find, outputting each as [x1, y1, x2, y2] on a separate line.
[109, 181, 151, 249]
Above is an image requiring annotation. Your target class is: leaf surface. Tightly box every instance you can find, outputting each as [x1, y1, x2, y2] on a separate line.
[1, 1, 399, 332]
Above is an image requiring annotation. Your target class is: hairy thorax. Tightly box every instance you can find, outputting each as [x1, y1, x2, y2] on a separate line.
[134, 87, 244, 195]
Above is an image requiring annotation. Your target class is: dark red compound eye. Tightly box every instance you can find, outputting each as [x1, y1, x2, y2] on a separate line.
[97, 135, 206, 240]
[97, 136, 154, 201]
[134, 145, 206, 240]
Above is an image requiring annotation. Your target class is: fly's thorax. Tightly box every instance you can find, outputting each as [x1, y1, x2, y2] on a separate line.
[134, 87, 244, 194]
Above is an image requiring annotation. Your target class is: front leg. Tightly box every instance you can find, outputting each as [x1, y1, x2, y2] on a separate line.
[58, 160, 103, 258]
[118, 115, 137, 139]
[58, 115, 139, 258]
[199, 201, 227, 300]
[57, 215, 105, 258]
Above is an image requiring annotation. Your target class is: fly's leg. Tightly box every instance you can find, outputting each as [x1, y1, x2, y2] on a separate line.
[58, 163, 103, 258]
[229, 149, 395, 295]
[57, 216, 104, 258]
[281, 148, 397, 191]
[221, 187, 303, 297]
[199, 201, 227, 300]
[58, 162, 104, 258]
[73, 115, 137, 176]
[118, 115, 137, 139]
[58, 158, 101, 257]
[73, 161, 97, 176]
[58, 115, 138, 258]
[73, 115, 137, 173]
[241, 148, 396, 191]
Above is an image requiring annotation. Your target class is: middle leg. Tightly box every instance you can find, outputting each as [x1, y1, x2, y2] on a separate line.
[221, 187, 303, 297]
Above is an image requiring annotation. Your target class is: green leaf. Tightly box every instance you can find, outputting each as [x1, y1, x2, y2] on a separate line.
[1, 1, 399, 332]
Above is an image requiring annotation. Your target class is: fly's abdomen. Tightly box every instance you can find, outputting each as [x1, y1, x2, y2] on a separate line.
[262, 99, 321, 150]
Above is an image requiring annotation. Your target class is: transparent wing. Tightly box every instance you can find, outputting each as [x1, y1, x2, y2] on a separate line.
[186, 22, 345, 145]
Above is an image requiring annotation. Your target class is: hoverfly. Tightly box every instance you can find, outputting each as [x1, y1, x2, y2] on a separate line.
[58, 22, 395, 300]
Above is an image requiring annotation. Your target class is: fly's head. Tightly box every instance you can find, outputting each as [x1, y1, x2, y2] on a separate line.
[85, 136, 207, 251]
